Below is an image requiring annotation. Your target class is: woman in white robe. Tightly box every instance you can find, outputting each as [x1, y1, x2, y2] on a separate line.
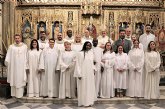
[144, 41, 161, 99]
[27, 39, 42, 97]
[127, 40, 144, 98]
[59, 41, 76, 99]
[114, 45, 129, 97]
[74, 41, 96, 107]
[100, 42, 115, 98]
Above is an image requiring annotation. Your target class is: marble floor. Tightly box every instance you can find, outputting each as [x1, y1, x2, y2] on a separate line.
[0, 98, 165, 109]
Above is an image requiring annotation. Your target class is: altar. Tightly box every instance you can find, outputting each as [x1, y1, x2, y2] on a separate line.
[0, 0, 164, 48]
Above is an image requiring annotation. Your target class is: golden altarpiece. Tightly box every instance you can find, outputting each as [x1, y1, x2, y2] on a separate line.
[0, 0, 165, 53]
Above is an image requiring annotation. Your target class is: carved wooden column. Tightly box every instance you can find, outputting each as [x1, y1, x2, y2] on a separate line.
[0, 3, 2, 53]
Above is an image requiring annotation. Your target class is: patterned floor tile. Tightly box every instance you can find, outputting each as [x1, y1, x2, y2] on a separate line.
[93, 104, 110, 109]
[133, 103, 152, 109]
[47, 104, 65, 109]
[113, 104, 131, 109]
[5, 102, 23, 109]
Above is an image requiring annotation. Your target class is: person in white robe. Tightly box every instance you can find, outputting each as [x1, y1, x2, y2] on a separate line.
[127, 40, 144, 98]
[125, 28, 132, 41]
[74, 41, 96, 107]
[100, 42, 115, 98]
[92, 39, 103, 97]
[38, 31, 49, 50]
[58, 41, 76, 99]
[82, 29, 93, 44]
[144, 41, 161, 99]
[27, 39, 42, 97]
[64, 29, 74, 43]
[55, 32, 65, 52]
[5, 34, 28, 98]
[131, 34, 143, 50]
[114, 45, 129, 97]
[98, 30, 114, 49]
[139, 24, 155, 52]
[39, 38, 59, 98]
[72, 35, 83, 52]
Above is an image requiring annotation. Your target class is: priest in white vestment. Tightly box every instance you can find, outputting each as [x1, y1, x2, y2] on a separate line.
[55, 32, 65, 52]
[63, 29, 74, 43]
[100, 42, 115, 98]
[92, 39, 103, 97]
[39, 38, 59, 97]
[127, 40, 144, 97]
[58, 41, 76, 99]
[74, 41, 96, 106]
[5, 34, 28, 98]
[27, 39, 42, 97]
[98, 30, 114, 49]
[125, 28, 132, 41]
[82, 29, 93, 44]
[72, 35, 83, 52]
[139, 24, 155, 52]
[144, 41, 161, 99]
[38, 31, 49, 50]
[114, 45, 129, 97]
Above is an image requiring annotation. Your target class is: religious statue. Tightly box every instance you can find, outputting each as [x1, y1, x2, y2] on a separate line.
[158, 26, 165, 52]
[135, 24, 143, 39]
[87, 16, 97, 38]
[23, 26, 32, 48]
[39, 23, 45, 33]
[53, 21, 61, 39]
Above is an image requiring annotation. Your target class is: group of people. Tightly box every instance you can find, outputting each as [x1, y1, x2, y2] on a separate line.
[5, 24, 161, 107]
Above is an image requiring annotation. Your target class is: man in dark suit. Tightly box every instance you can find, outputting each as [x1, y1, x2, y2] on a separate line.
[113, 29, 132, 54]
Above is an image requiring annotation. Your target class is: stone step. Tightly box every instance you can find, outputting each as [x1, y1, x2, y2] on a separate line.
[17, 95, 165, 104]
[17, 86, 165, 104]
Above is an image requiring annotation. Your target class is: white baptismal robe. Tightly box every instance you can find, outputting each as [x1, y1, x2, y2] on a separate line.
[59, 50, 76, 99]
[5, 43, 28, 98]
[98, 35, 114, 47]
[55, 41, 65, 52]
[27, 49, 42, 97]
[100, 52, 115, 98]
[74, 50, 96, 106]
[93, 46, 103, 96]
[71, 43, 83, 53]
[144, 51, 161, 99]
[114, 53, 129, 89]
[38, 39, 49, 50]
[139, 33, 155, 51]
[39, 47, 59, 97]
[127, 48, 144, 97]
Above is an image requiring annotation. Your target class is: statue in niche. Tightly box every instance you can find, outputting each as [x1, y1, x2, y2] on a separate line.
[37, 22, 46, 39]
[87, 16, 97, 38]
[53, 21, 62, 39]
[23, 26, 32, 48]
[158, 26, 165, 52]
[135, 23, 144, 40]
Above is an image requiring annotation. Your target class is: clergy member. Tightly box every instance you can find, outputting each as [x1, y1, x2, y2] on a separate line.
[39, 38, 59, 98]
[5, 34, 28, 98]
